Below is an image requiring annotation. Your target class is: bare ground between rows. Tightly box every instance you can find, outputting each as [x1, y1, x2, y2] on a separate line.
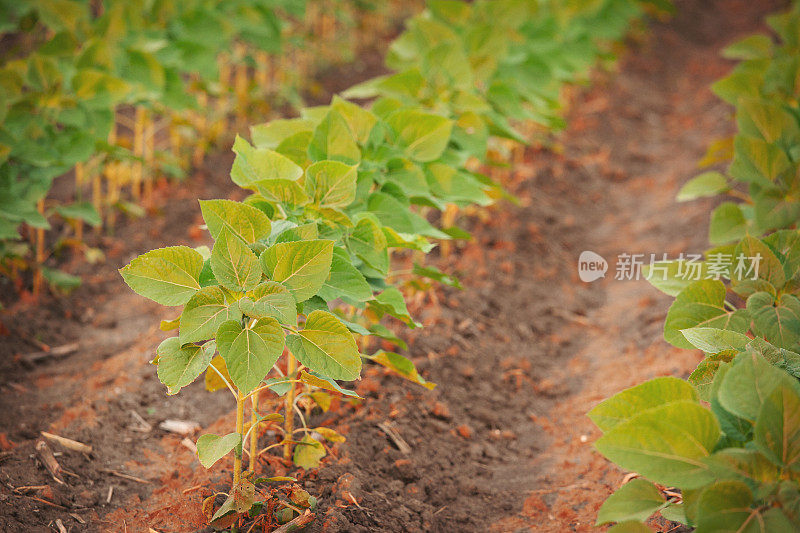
[0, 1, 787, 531]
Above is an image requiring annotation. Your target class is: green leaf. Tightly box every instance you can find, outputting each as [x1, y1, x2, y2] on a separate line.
[239, 281, 296, 325]
[211, 229, 262, 292]
[369, 287, 420, 328]
[331, 95, 377, 144]
[369, 351, 436, 390]
[681, 327, 752, 353]
[304, 160, 357, 208]
[747, 292, 800, 349]
[594, 401, 720, 489]
[348, 216, 389, 277]
[723, 34, 773, 60]
[53, 202, 102, 227]
[156, 337, 215, 395]
[664, 280, 748, 349]
[643, 259, 711, 297]
[694, 481, 757, 533]
[251, 118, 313, 149]
[41, 267, 81, 292]
[317, 248, 373, 303]
[260, 240, 334, 303]
[386, 109, 453, 162]
[732, 235, 785, 296]
[308, 109, 360, 164]
[704, 448, 781, 487]
[120, 246, 203, 306]
[299, 370, 362, 398]
[709, 202, 748, 245]
[179, 286, 242, 344]
[677, 172, 729, 202]
[217, 319, 285, 394]
[231, 135, 302, 188]
[754, 385, 800, 470]
[293, 434, 326, 469]
[596, 478, 666, 525]
[589, 377, 698, 432]
[255, 179, 309, 205]
[199, 199, 271, 244]
[197, 432, 241, 468]
[286, 310, 361, 381]
[718, 351, 799, 422]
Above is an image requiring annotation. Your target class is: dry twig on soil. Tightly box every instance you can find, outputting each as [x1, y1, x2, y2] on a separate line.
[377, 422, 411, 454]
[41, 432, 92, 454]
[35, 440, 65, 485]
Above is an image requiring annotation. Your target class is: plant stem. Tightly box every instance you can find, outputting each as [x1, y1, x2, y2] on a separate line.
[233, 390, 244, 488]
[249, 393, 258, 473]
[283, 351, 297, 461]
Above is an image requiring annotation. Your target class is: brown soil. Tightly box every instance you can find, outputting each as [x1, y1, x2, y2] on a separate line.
[0, 1, 786, 532]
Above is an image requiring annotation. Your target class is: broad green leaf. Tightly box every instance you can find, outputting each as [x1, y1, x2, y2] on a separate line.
[664, 280, 748, 349]
[690, 352, 737, 401]
[260, 240, 334, 303]
[746, 337, 800, 378]
[596, 479, 665, 525]
[156, 337, 214, 395]
[293, 434, 326, 469]
[304, 160, 357, 208]
[754, 385, 800, 470]
[386, 109, 453, 162]
[251, 118, 313, 149]
[642, 259, 710, 297]
[331, 95, 377, 144]
[718, 351, 798, 422]
[681, 327, 751, 353]
[211, 230, 262, 292]
[217, 319, 285, 394]
[723, 35, 773, 60]
[255, 179, 309, 205]
[308, 109, 360, 164]
[369, 351, 436, 390]
[694, 481, 756, 533]
[594, 401, 720, 489]
[180, 286, 242, 344]
[199, 199, 271, 243]
[747, 292, 800, 349]
[709, 202, 748, 245]
[348, 216, 389, 277]
[589, 377, 698, 432]
[239, 281, 296, 325]
[53, 202, 102, 227]
[677, 172, 729, 202]
[731, 235, 785, 296]
[41, 267, 81, 292]
[607, 521, 656, 533]
[299, 370, 362, 398]
[317, 247, 373, 303]
[231, 135, 302, 188]
[286, 310, 361, 381]
[369, 287, 420, 327]
[730, 135, 791, 186]
[120, 246, 203, 306]
[197, 432, 241, 468]
[704, 448, 782, 487]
